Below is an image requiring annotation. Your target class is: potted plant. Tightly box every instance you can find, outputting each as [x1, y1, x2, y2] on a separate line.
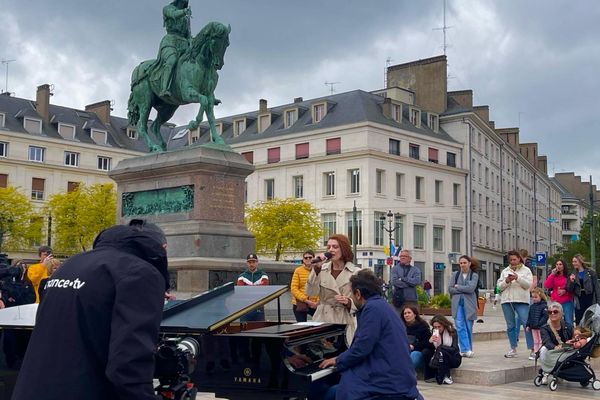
[420, 293, 452, 316]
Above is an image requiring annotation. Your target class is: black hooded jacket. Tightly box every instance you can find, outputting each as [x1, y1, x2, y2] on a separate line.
[12, 225, 167, 400]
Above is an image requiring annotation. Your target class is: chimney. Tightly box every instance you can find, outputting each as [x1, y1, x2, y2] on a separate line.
[386, 55, 447, 114]
[447, 90, 473, 110]
[294, 97, 303, 103]
[489, 121, 495, 129]
[259, 99, 267, 114]
[473, 105, 489, 123]
[85, 100, 112, 125]
[382, 97, 392, 119]
[496, 127, 520, 150]
[537, 156, 547, 174]
[36, 84, 51, 123]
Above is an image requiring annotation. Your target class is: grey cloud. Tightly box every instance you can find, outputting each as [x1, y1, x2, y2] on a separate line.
[1, 0, 599, 181]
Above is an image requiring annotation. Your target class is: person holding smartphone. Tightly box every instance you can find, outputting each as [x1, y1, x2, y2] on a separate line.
[497, 250, 534, 359]
[27, 245, 53, 303]
[426, 315, 461, 385]
[543, 259, 574, 328]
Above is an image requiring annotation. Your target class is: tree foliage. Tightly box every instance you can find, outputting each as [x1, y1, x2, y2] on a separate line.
[245, 198, 323, 261]
[0, 187, 41, 252]
[549, 211, 600, 275]
[46, 183, 117, 255]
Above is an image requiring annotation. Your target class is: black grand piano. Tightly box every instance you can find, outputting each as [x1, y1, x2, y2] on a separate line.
[159, 282, 345, 399]
[0, 283, 346, 400]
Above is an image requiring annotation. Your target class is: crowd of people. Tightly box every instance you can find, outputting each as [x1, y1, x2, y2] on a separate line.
[2, 224, 599, 399]
[496, 251, 600, 361]
[0, 245, 61, 369]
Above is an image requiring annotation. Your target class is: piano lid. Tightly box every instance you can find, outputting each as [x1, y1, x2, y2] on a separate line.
[0, 303, 38, 329]
[160, 283, 288, 334]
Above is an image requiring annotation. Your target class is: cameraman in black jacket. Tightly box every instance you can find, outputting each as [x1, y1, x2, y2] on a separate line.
[12, 221, 169, 400]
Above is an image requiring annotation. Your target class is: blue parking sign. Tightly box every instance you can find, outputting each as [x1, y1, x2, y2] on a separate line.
[536, 252, 546, 265]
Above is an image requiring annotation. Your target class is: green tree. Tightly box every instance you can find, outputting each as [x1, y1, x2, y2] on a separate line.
[245, 198, 323, 261]
[549, 211, 600, 274]
[0, 186, 41, 252]
[46, 183, 117, 255]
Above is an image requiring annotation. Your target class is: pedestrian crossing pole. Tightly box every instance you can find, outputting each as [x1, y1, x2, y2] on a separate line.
[352, 201, 357, 265]
[590, 175, 596, 269]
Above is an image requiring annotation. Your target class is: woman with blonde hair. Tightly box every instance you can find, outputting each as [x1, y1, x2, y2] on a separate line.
[567, 254, 600, 324]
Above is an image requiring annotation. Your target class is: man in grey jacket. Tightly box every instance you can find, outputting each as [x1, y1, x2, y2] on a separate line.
[391, 250, 422, 312]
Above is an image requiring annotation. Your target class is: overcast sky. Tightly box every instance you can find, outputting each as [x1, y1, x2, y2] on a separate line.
[1, 0, 599, 183]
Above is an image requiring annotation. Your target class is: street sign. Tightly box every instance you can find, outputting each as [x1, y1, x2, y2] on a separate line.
[386, 257, 393, 266]
[535, 252, 547, 265]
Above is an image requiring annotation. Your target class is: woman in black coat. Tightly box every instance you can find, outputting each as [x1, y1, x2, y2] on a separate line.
[400, 305, 434, 377]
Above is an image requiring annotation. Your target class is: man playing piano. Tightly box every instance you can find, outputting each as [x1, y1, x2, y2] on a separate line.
[319, 269, 423, 400]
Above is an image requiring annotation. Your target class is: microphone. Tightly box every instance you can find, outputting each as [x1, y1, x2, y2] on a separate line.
[311, 252, 332, 264]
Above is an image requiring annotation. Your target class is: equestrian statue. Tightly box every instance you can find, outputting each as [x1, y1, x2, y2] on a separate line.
[128, 0, 230, 152]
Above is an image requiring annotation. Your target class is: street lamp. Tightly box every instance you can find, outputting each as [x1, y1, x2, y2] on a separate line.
[548, 217, 557, 257]
[380, 209, 401, 263]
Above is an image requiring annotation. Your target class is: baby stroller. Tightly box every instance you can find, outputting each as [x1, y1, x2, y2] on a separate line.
[533, 304, 600, 391]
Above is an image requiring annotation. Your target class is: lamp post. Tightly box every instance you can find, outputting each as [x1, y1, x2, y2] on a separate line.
[380, 210, 401, 282]
[547, 217, 557, 257]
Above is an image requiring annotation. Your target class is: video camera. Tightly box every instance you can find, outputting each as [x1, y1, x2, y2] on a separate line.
[154, 336, 199, 400]
[0, 253, 22, 280]
[0, 253, 9, 269]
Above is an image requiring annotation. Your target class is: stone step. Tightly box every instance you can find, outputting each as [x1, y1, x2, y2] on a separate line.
[450, 338, 600, 386]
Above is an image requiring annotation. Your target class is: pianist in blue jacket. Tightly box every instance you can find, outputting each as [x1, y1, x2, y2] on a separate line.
[320, 269, 423, 400]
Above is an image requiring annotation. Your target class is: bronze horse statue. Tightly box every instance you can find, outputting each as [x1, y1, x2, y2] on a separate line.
[128, 22, 231, 152]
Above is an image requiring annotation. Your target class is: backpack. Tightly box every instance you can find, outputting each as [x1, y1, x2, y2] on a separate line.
[454, 270, 481, 298]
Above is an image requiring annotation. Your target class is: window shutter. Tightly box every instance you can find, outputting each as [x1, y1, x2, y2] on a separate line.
[295, 143, 309, 159]
[267, 147, 280, 163]
[32, 178, 45, 191]
[67, 181, 80, 192]
[326, 138, 341, 155]
[242, 151, 254, 164]
[428, 148, 438, 162]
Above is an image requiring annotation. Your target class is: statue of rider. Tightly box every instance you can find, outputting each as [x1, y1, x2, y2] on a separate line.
[156, 0, 192, 97]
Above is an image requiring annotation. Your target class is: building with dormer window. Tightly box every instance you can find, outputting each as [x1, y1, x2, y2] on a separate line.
[0, 84, 173, 258]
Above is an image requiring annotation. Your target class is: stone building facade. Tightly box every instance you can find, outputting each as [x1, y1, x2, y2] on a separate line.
[0, 85, 154, 258]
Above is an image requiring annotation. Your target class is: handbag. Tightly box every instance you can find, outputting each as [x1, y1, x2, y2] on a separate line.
[428, 347, 443, 368]
[295, 300, 309, 312]
[428, 345, 462, 369]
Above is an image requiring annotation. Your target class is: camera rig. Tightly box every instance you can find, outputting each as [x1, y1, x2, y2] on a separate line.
[154, 336, 199, 400]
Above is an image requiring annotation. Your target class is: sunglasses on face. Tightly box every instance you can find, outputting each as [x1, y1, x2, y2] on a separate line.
[548, 310, 561, 315]
[303, 256, 313, 260]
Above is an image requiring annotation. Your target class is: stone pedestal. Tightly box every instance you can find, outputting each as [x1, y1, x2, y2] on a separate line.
[109, 145, 255, 291]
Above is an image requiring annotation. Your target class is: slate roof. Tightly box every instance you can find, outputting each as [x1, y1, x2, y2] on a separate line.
[0, 89, 458, 152]
[185, 89, 459, 147]
[0, 93, 173, 153]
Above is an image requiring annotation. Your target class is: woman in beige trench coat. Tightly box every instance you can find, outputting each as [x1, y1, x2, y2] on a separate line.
[306, 234, 360, 345]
